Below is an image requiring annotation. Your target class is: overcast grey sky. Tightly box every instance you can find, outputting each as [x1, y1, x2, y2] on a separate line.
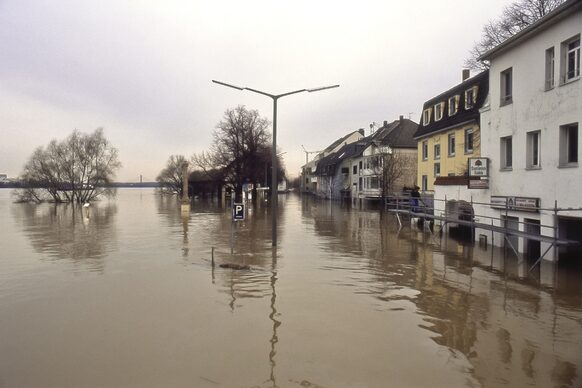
[0, 0, 509, 181]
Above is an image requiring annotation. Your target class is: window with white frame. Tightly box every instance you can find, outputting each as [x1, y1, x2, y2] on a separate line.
[434, 102, 444, 121]
[422, 140, 428, 160]
[559, 123, 578, 166]
[370, 176, 379, 189]
[448, 133, 455, 156]
[500, 136, 513, 169]
[526, 130, 541, 168]
[434, 163, 440, 177]
[465, 128, 474, 153]
[434, 144, 441, 160]
[448, 95, 459, 116]
[421, 175, 428, 191]
[562, 35, 580, 83]
[423, 108, 432, 125]
[500, 68, 513, 105]
[465, 88, 475, 109]
[545, 47, 555, 90]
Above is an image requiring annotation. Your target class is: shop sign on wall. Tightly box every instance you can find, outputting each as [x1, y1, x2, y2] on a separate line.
[490, 196, 540, 212]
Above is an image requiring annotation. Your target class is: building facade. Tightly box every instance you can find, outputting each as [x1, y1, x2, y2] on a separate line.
[475, 0, 582, 262]
[414, 71, 489, 191]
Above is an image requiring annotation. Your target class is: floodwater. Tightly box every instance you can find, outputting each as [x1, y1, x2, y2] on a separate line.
[1, 189, 581, 388]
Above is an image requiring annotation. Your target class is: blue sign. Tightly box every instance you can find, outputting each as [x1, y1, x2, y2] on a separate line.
[233, 203, 245, 221]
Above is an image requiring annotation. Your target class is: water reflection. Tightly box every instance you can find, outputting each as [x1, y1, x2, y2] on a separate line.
[2, 190, 581, 387]
[12, 201, 117, 272]
[302, 196, 582, 388]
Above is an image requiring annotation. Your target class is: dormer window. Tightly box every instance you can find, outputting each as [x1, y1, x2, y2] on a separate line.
[464, 86, 478, 109]
[422, 108, 432, 125]
[448, 95, 459, 116]
[434, 102, 445, 121]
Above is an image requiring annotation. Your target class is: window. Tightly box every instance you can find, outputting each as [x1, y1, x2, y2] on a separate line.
[501, 136, 513, 169]
[448, 95, 459, 116]
[464, 87, 477, 109]
[421, 175, 428, 191]
[545, 47, 555, 90]
[465, 128, 474, 153]
[562, 35, 580, 83]
[359, 160, 362, 172]
[500, 68, 513, 105]
[448, 133, 455, 156]
[341, 167, 349, 174]
[353, 165, 357, 174]
[560, 123, 578, 166]
[526, 130, 541, 168]
[434, 102, 444, 121]
[434, 163, 441, 177]
[422, 140, 428, 160]
[434, 144, 441, 160]
[422, 108, 432, 125]
[370, 176, 379, 189]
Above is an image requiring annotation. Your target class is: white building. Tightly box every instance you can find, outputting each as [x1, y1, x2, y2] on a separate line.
[474, 0, 582, 262]
[301, 129, 365, 195]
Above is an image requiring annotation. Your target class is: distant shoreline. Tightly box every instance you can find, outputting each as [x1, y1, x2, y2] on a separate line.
[0, 182, 160, 189]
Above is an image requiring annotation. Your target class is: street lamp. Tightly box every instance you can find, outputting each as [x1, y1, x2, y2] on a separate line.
[212, 80, 339, 246]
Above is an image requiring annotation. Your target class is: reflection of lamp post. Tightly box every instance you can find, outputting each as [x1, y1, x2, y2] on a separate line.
[212, 80, 339, 246]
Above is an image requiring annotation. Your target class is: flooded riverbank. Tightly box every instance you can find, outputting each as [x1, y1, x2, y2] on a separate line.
[0, 189, 581, 387]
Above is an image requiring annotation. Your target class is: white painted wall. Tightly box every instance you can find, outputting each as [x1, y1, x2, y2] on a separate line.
[479, 8, 582, 260]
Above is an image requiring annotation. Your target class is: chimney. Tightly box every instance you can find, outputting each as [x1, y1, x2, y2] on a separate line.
[383, 120, 388, 127]
[399, 115, 404, 123]
[462, 69, 470, 81]
[358, 128, 365, 136]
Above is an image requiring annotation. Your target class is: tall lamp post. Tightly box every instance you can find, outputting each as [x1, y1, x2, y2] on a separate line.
[212, 80, 339, 246]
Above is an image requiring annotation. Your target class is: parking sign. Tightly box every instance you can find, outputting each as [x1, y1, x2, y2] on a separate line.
[233, 203, 245, 221]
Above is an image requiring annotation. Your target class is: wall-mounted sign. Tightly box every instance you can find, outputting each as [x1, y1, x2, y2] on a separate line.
[491, 196, 507, 209]
[490, 196, 540, 212]
[468, 177, 489, 189]
[468, 157, 489, 177]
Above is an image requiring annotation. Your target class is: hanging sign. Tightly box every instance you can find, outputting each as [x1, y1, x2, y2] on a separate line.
[468, 157, 489, 177]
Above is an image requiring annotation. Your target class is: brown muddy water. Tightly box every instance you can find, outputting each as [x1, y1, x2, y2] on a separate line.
[0, 188, 581, 388]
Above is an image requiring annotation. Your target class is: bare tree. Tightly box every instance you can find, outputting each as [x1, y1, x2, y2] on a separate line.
[193, 105, 285, 201]
[18, 129, 121, 203]
[371, 152, 416, 198]
[466, 0, 565, 70]
[156, 155, 189, 195]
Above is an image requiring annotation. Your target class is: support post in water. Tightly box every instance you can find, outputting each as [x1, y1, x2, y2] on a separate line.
[231, 203, 245, 254]
[181, 161, 190, 214]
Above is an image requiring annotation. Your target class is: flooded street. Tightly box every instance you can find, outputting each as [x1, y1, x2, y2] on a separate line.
[1, 188, 581, 388]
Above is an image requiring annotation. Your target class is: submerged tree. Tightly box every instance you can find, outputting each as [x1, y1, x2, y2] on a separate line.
[193, 105, 285, 201]
[18, 128, 121, 203]
[466, 0, 565, 70]
[371, 151, 417, 197]
[156, 155, 189, 196]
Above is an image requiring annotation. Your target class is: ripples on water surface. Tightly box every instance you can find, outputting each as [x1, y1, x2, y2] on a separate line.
[0, 188, 581, 387]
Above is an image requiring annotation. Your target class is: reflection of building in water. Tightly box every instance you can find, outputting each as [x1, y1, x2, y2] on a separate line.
[13, 201, 118, 273]
[302, 197, 582, 387]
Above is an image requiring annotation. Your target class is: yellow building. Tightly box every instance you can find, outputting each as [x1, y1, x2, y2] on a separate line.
[413, 70, 489, 191]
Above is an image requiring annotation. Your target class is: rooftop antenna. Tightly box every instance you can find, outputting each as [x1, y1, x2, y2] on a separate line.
[408, 112, 414, 119]
[370, 122, 377, 135]
[301, 145, 322, 164]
